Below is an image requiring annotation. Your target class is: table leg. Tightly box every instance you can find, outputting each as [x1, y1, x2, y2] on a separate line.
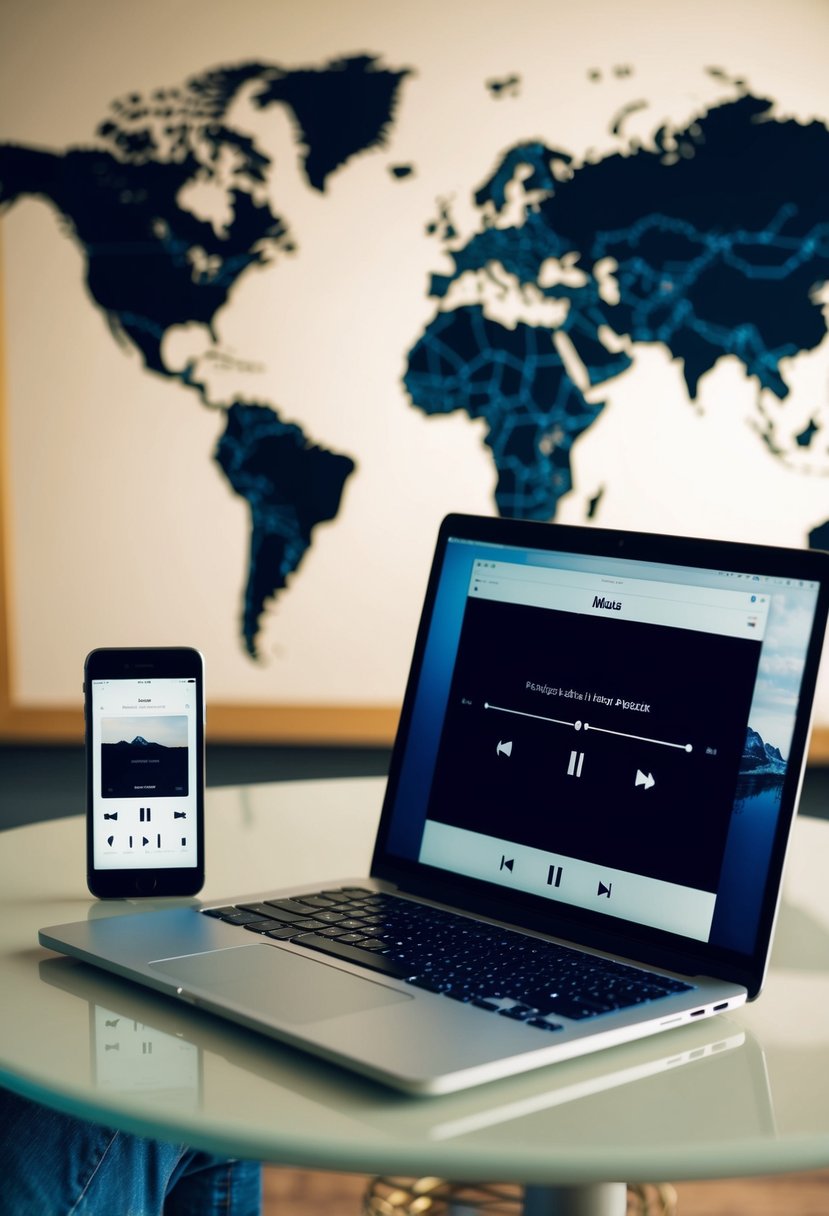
[520, 1182, 628, 1216]
[366, 1177, 629, 1216]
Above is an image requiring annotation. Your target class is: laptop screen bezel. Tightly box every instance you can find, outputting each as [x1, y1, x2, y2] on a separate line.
[371, 513, 829, 999]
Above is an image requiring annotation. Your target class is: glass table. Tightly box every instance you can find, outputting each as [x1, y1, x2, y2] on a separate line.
[3, 777, 829, 1215]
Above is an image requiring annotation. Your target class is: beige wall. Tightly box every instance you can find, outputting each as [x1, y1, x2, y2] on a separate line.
[2, 0, 828, 751]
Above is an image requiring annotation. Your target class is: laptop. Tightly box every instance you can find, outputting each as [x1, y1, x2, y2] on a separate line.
[40, 513, 829, 1095]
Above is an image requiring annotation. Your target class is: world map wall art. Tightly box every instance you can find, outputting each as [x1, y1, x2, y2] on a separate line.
[2, 0, 828, 743]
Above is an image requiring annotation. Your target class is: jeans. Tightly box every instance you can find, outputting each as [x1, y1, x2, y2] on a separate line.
[0, 1087, 262, 1216]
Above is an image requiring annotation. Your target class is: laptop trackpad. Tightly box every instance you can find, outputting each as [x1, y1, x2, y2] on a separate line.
[149, 943, 411, 1024]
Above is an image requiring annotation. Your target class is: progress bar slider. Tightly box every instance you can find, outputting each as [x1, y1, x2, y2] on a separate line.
[484, 702, 692, 753]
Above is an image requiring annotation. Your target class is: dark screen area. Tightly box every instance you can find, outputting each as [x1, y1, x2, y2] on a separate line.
[426, 595, 762, 892]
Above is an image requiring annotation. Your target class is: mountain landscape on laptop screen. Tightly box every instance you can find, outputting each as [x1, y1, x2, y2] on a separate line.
[714, 584, 808, 952]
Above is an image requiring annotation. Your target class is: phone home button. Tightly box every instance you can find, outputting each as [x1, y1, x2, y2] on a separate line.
[134, 875, 158, 896]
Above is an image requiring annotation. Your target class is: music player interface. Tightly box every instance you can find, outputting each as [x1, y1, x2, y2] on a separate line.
[91, 677, 199, 870]
[419, 560, 768, 942]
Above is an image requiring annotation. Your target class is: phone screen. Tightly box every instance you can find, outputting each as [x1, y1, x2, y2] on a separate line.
[89, 671, 201, 873]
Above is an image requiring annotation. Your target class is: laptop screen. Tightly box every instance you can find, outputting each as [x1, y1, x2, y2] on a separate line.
[375, 515, 829, 982]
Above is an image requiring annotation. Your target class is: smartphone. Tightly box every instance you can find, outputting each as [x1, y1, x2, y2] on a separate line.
[85, 647, 205, 898]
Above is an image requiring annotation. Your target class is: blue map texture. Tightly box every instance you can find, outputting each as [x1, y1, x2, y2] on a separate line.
[1, 59, 828, 655]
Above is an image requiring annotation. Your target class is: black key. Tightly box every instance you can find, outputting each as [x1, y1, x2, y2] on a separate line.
[202, 906, 237, 918]
[294, 933, 412, 979]
[238, 902, 283, 919]
[540, 995, 614, 1020]
[243, 919, 288, 934]
[265, 899, 319, 916]
[499, 1004, 535, 1021]
[260, 907, 310, 924]
[222, 911, 267, 926]
[406, 975, 449, 993]
[265, 926, 300, 941]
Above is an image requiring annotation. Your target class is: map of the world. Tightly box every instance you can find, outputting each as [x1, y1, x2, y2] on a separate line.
[2, 0, 828, 723]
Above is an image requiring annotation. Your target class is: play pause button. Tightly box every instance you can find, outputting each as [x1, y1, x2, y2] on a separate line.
[547, 864, 563, 888]
[567, 750, 585, 777]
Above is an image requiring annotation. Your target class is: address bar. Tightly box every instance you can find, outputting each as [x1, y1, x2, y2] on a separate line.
[473, 562, 767, 615]
[470, 568, 767, 641]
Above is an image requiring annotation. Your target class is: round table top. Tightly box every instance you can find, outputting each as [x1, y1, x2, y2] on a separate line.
[3, 776, 829, 1186]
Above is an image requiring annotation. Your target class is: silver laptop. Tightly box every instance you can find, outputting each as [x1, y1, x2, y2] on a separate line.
[40, 514, 829, 1095]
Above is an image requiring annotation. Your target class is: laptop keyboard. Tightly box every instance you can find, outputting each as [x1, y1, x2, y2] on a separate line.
[202, 888, 694, 1031]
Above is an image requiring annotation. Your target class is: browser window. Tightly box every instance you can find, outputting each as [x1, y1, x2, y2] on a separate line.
[418, 555, 768, 942]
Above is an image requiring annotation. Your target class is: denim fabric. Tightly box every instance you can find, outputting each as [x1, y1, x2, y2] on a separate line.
[0, 1087, 262, 1216]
